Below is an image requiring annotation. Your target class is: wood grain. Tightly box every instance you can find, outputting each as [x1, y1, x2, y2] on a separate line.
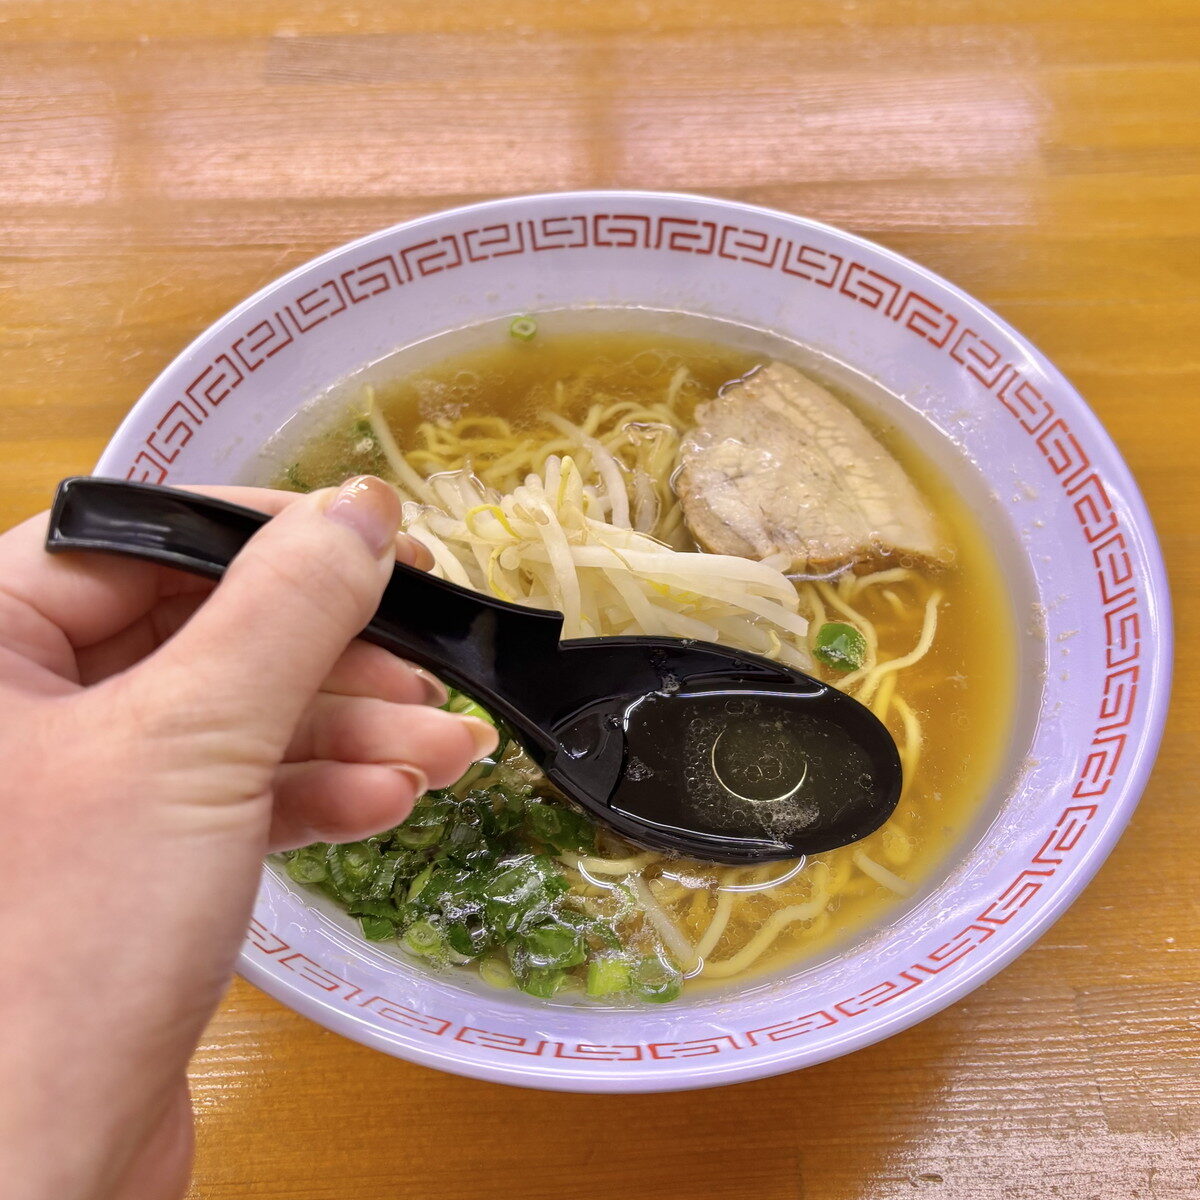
[1, 2, 1197, 1197]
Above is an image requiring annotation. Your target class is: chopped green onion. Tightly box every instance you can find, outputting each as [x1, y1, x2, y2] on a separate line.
[520, 919, 586, 970]
[402, 918, 445, 959]
[586, 957, 630, 997]
[403, 792, 455, 827]
[284, 848, 327, 884]
[518, 967, 565, 998]
[406, 864, 434, 902]
[283, 463, 310, 492]
[524, 801, 596, 853]
[331, 842, 380, 890]
[348, 897, 400, 920]
[588, 919, 622, 951]
[478, 955, 515, 990]
[509, 315, 537, 342]
[367, 856, 402, 899]
[445, 692, 495, 725]
[394, 823, 443, 850]
[483, 855, 567, 936]
[324, 847, 352, 896]
[814, 621, 868, 672]
[443, 820, 486, 861]
[359, 915, 397, 941]
[631, 955, 683, 1003]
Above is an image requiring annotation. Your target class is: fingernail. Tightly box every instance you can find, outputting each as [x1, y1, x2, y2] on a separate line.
[324, 476, 402, 558]
[394, 532, 433, 570]
[460, 715, 500, 760]
[392, 764, 429, 797]
[411, 666, 449, 707]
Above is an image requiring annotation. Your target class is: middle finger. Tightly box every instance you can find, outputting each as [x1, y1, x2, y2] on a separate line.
[320, 640, 448, 706]
[284, 694, 498, 789]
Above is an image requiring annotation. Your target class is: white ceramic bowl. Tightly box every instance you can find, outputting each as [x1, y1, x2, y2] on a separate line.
[97, 192, 1171, 1092]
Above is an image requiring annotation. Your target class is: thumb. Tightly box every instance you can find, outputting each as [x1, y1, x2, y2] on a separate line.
[141, 475, 415, 749]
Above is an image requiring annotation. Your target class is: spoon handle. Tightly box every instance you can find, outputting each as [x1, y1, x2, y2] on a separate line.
[45, 478, 565, 747]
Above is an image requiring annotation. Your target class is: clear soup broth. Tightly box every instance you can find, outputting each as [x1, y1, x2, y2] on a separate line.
[266, 316, 1016, 1004]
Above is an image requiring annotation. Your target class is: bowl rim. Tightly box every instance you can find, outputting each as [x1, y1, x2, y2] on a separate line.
[98, 189, 1174, 1092]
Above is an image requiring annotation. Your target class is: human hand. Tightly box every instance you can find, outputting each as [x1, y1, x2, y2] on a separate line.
[0, 477, 497, 1200]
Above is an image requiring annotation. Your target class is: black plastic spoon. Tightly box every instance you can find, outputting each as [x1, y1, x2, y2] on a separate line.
[45, 477, 903, 865]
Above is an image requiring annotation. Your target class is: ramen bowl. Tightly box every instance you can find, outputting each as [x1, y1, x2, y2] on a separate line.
[96, 192, 1171, 1092]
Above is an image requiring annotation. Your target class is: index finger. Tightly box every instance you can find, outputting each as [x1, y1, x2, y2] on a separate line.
[0, 486, 307, 668]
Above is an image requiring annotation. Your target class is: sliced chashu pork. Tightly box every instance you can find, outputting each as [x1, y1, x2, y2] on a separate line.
[676, 362, 947, 573]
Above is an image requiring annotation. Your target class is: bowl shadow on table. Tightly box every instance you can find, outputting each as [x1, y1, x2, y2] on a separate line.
[188, 978, 960, 1200]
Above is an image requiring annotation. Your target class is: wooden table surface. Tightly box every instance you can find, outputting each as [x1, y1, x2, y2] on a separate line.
[2, 2, 1197, 1197]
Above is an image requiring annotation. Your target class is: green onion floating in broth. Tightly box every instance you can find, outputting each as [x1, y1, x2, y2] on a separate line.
[402, 918, 446, 958]
[517, 966, 566, 998]
[586, 957, 631, 997]
[358, 914, 398, 941]
[509, 315, 537, 342]
[516, 918, 587, 971]
[814, 621, 868, 672]
[284, 847, 327, 884]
